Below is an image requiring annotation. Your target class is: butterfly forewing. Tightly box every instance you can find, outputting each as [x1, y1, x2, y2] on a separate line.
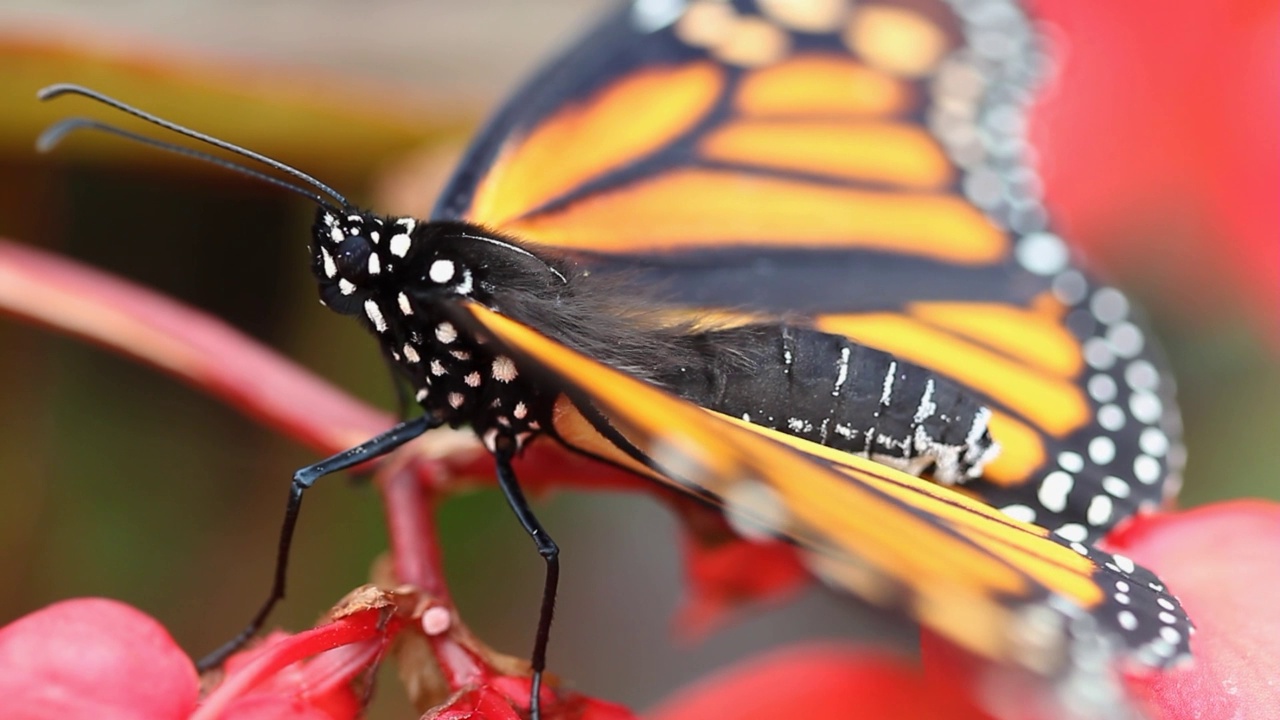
[432, 0, 1184, 544]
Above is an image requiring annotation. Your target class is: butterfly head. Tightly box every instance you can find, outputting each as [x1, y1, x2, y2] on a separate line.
[312, 208, 479, 317]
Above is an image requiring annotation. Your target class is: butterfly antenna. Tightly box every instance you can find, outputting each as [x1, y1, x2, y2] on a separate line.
[38, 118, 336, 210]
[37, 83, 349, 210]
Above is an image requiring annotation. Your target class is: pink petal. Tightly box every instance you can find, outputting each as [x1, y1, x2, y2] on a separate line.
[1108, 502, 1280, 718]
[0, 598, 198, 720]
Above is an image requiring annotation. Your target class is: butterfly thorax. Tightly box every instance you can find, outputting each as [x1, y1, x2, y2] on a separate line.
[311, 209, 566, 449]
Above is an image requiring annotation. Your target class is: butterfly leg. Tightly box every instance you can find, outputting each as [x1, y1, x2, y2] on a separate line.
[493, 438, 559, 720]
[196, 414, 441, 672]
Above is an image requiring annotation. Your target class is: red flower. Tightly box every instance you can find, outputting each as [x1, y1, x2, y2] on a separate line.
[1110, 501, 1280, 719]
[1030, 0, 1280, 338]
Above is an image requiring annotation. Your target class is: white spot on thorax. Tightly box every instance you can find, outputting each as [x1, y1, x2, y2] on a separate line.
[389, 233, 412, 257]
[448, 392, 465, 409]
[329, 227, 343, 243]
[367, 253, 381, 275]
[320, 248, 337, 278]
[363, 299, 387, 332]
[436, 322, 457, 344]
[492, 356, 518, 383]
[415, 388, 429, 402]
[429, 259, 455, 283]
[397, 292, 413, 315]
[402, 344, 420, 363]
[430, 360, 447, 377]
[464, 372, 482, 388]
[339, 279, 357, 296]
[513, 402, 528, 420]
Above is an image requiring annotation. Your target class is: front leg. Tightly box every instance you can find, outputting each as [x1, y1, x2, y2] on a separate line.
[197, 414, 441, 671]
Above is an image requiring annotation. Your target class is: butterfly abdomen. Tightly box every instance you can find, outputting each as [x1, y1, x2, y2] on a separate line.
[662, 324, 999, 484]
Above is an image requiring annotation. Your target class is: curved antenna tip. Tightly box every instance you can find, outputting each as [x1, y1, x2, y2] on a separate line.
[37, 83, 82, 101]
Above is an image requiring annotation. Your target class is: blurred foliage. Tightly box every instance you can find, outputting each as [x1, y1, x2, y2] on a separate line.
[0, 7, 1275, 716]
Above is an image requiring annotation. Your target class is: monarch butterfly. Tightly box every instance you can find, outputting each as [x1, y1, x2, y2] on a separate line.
[39, 0, 1192, 715]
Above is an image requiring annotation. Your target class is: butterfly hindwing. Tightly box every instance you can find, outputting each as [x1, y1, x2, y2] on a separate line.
[449, 302, 1193, 671]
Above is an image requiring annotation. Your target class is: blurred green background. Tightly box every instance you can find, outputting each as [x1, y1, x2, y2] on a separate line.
[0, 1, 1275, 717]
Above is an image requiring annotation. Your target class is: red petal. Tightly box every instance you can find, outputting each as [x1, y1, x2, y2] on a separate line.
[1029, 1, 1280, 338]
[0, 598, 198, 720]
[1107, 502, 1280, 719]
[647, 644, 990, 720]
[425, 686, 524, 720]
[673, 511, 809, 637]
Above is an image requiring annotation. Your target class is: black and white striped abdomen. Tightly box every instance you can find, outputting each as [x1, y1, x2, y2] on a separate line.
[662, 324, 1000, 484]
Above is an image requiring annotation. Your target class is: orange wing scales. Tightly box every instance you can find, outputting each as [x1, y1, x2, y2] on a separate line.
[471, 61, 725, 227]
[700, 119, 954, 188]
[503, 169, 1006, 260]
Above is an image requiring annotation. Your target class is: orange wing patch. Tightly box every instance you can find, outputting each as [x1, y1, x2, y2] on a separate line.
[700, 119, 954, 188]
[502, 169, 1006, 260]
[735, 55, 914, 118]
[816, 312, 1089, 435]
[469, 62, 725, 226]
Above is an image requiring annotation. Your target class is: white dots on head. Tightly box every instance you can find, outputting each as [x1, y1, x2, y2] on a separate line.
[346, 214, 362, 224]
[397, 292, 413, 316]
[330, 227, 343, 243]
[390, 233, 412, 258]
[1055, 523, 1088, 543]
[1015, 232, 1069, 275]
[429, 259, 456, 284]
[397, 217, 417, 231]
[339, 279, 357, 296]
[320, 248, 337, 278]
[363, 299, 387, 333]
[1001, 504, 1037, 524]
[448, 392, 465, 409]
[435, 322, 457, 344]
[402, 344, 420, 364]
[492, 356, 518, 383]
[513, 401, 528, 420]
[464, 371, 482, 388]
[369, 230, 380, 243]
[367, 253, 381, 276]
[1037, 470, 1074, 513]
